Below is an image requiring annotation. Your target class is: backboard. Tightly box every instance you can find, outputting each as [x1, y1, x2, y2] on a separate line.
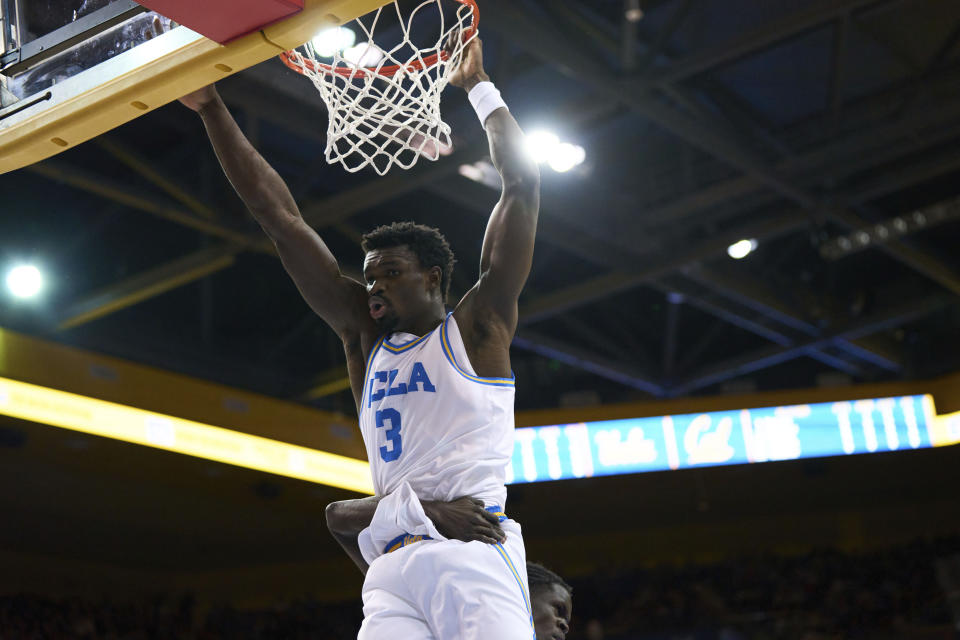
[0, 0, 388, 174]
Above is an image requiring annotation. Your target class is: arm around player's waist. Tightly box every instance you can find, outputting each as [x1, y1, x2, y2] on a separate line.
[325, 496, 507, 575]
[326, 497, 382, 574]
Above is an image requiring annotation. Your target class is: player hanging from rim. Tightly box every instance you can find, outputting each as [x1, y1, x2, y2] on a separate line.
[325, 497, 574, 640]
[180, 33, 540, 639]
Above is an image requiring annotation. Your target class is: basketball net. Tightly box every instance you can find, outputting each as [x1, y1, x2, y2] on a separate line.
[281, 0, 478, 176]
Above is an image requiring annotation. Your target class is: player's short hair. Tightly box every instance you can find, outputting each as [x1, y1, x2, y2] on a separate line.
[527, 562, 573, 596]
[361, 221, 456, 301]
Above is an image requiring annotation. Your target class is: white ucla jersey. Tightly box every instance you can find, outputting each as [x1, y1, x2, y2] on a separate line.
[359, 313, 515, 507]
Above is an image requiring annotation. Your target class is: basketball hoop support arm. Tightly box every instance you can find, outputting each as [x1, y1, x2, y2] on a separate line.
[0, 0, 386, 174]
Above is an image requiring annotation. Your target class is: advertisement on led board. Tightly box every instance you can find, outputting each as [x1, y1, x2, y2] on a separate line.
[506, 395, 955, 484]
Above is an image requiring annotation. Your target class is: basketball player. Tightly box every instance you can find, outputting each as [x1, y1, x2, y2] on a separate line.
[528, 562, 573, 640]
[325, 496, 573, 640]
[180, 32, 540, 639]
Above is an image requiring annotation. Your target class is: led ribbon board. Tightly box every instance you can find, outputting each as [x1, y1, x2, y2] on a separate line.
[506, 395, 958, 484]
[1, 373, 957, 491]
[0, 375, 373, 494]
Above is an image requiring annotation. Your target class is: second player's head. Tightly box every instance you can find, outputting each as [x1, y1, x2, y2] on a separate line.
[361, 221, 456, 333]
[528, 562, 573, 640]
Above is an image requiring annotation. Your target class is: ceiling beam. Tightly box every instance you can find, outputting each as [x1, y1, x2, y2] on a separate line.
[646, 0, 889, 88]
[94, 137, 218, 220]
[647, 279, 866, 379]
[631, 64, 960, 231]
[299, 366, 352, 401]
[512, 330, 663, 396]
[671, 293, 953, 396]
[828, 12, 851, 121]
[517, 210, 807, 324]
[681, 265, 902, 371]
[58, 245, 238, 330]
[484, 0, 960, 301]
[25, 163, 257, 248]
[552, 0, 886, 88]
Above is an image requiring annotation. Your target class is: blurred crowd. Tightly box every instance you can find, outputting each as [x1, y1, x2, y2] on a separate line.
[569, 536, 959, 640]
[0, 595, 362, 640]
[1, 536, 957, 640]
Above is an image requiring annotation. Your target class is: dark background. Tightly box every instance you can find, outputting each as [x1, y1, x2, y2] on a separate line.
[2, 0, 960, 637]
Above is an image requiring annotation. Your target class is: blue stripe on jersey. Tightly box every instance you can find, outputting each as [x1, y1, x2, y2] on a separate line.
[440, 314, 516, 386]
[485, 505, 507, 522]
[359, 336, 385, 413]
[382, 331, 432, 353]
[383, 532, 433, 554]
[382, 506, 505, 555]
[493, 541, 535, 636]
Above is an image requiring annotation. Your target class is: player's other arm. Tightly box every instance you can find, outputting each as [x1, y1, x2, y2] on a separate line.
[326, 496, 382, 574]
[179, 86, 370, 338]
[326, 497, 507, 575]
[449, 39, 540, 331]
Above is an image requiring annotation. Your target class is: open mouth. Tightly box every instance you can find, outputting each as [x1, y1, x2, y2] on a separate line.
[369, 297, 388, 319]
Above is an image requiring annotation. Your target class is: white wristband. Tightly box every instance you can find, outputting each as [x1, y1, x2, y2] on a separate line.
[468, 81, 508, 127]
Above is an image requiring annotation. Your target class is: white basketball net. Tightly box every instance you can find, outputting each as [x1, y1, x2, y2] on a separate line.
[282, 0, 478, 176]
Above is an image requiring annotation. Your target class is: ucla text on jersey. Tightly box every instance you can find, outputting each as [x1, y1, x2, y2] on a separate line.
[367, 363, 436, 408]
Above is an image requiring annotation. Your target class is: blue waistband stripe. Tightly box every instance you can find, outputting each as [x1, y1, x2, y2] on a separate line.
[383, 505, 506, 554]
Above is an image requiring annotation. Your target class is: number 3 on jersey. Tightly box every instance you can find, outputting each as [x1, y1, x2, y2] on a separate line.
[376, 408, 402, 462]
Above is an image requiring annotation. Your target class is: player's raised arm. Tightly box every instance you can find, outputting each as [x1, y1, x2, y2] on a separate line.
[179, 86, 371, 340]
[449, 38, 541, 330]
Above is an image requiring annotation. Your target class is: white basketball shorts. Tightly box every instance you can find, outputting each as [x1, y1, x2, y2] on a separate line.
[358, 519, 534, 640]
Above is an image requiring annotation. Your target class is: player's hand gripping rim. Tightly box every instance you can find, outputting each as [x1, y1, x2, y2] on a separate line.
[445, 30, 489, 91]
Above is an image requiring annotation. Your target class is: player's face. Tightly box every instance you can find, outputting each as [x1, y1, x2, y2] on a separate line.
[531, 584, 572, 640]
[363, 245, 439, 333]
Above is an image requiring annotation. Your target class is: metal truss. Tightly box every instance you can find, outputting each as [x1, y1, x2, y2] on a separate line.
[19, 0, 960, 398]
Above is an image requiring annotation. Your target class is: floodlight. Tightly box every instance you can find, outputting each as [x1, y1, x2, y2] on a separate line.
[5, 265, 43, 299]
[524, 130, 560, 164]
[459, 163, 485, 182]
[342, 42, 384, 66]
[310, 26, 357, 58]
[726, 239, 758, 260]
[548, 143, 586, 173]
[459, 160, 501, 189]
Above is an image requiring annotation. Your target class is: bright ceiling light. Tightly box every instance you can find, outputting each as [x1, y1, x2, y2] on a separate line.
[727, 238, 758, 260]
[342, 42, 384, 66]
[310, 26, 357, 58]
[5, 264, 43, 299]
[524, 130, 560, 164]
[548, 142, 586, 173]
[459, 163, 485, 182]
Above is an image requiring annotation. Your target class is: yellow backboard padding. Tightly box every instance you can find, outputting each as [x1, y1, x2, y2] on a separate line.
[0, 0, 388, 174]
[0, 375, 374, 494]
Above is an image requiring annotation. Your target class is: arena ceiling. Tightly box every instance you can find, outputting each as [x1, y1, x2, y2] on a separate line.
[3, 0, 960, 414]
